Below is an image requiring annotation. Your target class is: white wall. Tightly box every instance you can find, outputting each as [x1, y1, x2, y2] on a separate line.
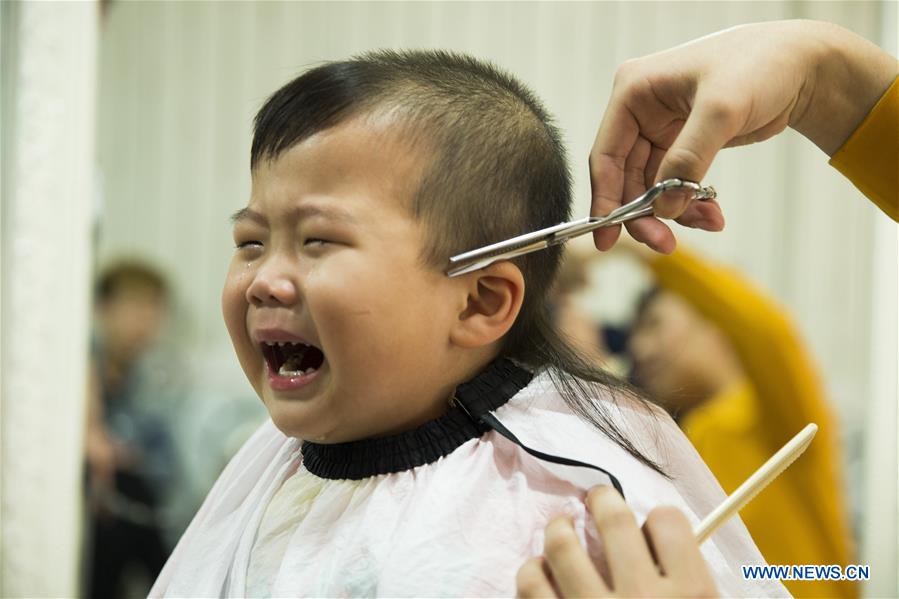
[94, 1, 896, 595]
[1, 1, 98, 596]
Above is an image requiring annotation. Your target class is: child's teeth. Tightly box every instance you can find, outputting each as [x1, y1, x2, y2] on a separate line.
[277, 364, 317, 377]
[278, 364, 302, 376]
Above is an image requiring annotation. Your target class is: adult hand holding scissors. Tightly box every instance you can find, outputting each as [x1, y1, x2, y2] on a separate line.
[590, 20, 898, 253]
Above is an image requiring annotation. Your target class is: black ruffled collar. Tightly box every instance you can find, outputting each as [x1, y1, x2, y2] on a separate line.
[300, 358, 533, 480]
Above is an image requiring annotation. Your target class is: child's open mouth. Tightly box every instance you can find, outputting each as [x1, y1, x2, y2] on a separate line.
[261, 341, 326, 391]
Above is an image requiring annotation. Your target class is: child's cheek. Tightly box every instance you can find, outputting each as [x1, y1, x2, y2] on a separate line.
[221, 269, 244, 335]
[306, 263, 395, 368]
[221, 267, 263, 394]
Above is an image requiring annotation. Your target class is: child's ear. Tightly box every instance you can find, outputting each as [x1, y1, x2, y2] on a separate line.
[450, 261, 525, 349]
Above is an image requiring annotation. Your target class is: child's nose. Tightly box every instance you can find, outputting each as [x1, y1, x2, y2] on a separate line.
[246, 259, 299, 307]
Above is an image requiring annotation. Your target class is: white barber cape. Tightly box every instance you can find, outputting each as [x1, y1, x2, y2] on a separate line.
[150, 363, 786, 597]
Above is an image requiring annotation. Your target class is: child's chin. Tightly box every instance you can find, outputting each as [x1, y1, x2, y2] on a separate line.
[265, 395, 329, 438]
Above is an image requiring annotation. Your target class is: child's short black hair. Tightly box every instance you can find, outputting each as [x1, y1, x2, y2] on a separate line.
[252, 50, 663, 473]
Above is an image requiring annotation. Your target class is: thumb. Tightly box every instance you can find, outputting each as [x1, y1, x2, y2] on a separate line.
[655, 97, 741, 217]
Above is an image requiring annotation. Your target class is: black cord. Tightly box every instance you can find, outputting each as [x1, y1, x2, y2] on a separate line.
[478, 411, 625, 498]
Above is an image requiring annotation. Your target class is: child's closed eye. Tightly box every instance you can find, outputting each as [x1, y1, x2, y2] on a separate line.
[235, 240, 263, 250]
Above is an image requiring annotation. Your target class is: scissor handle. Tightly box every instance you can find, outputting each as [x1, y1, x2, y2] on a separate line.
[604, 178, 716, 224]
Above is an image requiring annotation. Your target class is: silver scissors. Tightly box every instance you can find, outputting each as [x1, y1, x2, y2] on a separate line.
[446, 178, 717, 277]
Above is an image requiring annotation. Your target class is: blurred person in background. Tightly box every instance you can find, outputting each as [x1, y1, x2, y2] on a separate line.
[549, 246, 637, 378]
[548, 249, 608, 367]
[623, 243, 857, 599]
[84, 260, 183, 599]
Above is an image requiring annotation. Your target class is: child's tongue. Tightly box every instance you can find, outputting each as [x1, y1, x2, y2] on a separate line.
[275, 343, 325, 376]
[280, 352, 307, 374]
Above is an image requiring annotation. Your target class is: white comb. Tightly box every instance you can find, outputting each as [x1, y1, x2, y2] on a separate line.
[695, 423, 817, 544]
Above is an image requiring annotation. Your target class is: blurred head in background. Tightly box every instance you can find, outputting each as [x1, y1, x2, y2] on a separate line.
[548, 248, 607, 364]
[95, 260, 169, 364]
[628, 287, 743, 416]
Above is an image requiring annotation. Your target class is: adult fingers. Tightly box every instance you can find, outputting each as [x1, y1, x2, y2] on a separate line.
[612, 141, 677, 253]
[645, 142, 712, 232]
[624, 198, 723, 242]
[587, 486, 658, 590]
[517, 557, 559, 598]
[592, 219, 623, 252]
[590, 97, 641, 212]
[642, 507, 718, 596]
[617, 186, 722, 252]
[594, 133, 673, 252]
[675, 198, 725, 231]
[624, 217, 677, 254]
[654, 95, 742, 219]
[590, 94, 641, 251]
[617, 137, 678, 252]
[623, 136, 651, 202]
[644, 144, 666, 190]
[543, 516, 611, 597]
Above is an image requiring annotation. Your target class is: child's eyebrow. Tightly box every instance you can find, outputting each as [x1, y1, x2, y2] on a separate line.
[230, 207, 266, 226]
[230, 205, 358, 226]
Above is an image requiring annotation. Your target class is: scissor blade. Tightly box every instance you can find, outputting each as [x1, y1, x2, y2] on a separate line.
[446, 238, 551, 277]
[446, 214, 639, 277]
[448, 218, 587, 264]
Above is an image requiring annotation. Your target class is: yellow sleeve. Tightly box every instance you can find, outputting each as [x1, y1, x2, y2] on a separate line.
[647, 248, 839, 451]
[829, 77, 899, 220]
